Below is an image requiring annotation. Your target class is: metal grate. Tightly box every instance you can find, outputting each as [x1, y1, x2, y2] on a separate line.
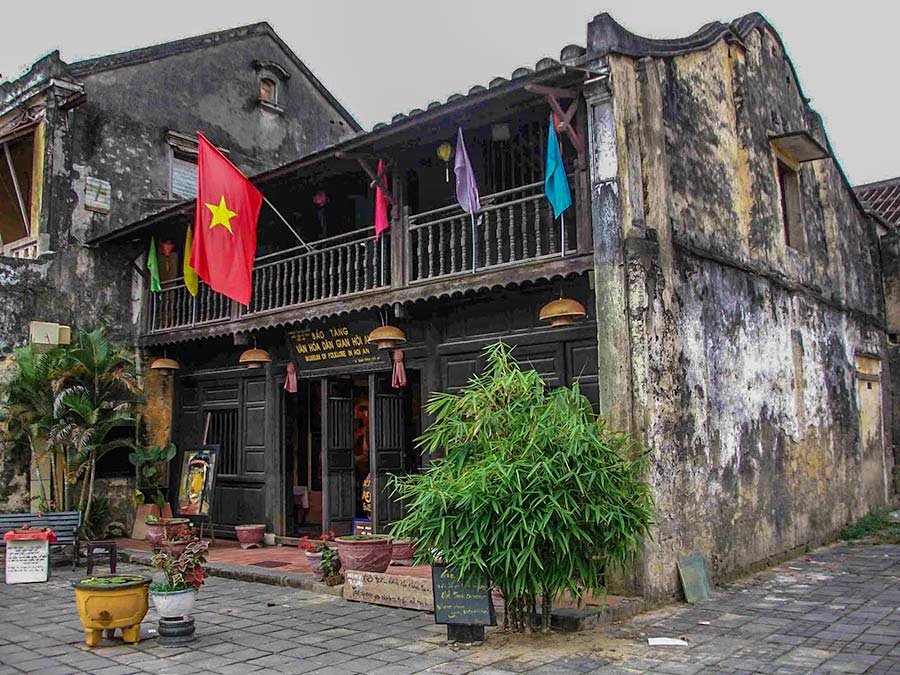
[206, 408, 239, 476]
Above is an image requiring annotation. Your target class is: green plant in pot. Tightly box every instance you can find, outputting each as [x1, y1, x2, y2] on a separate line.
[390, 341, 654, 633]
[162, 522, 198, 558]
[149, 540, 208, 620]
[130, 443, 176, 517]
[298, 531, 338, 581]
[321, 547, 343, 586]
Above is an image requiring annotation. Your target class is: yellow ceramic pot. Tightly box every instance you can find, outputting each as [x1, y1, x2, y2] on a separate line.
[73, 575, 151, 647]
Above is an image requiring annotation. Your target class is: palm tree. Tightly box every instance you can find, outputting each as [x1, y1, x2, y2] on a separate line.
[0, 344, 67, 510]
[51, 328, 142, 536]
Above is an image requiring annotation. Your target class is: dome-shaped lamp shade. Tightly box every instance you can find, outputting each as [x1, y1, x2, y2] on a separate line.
[239, 347, 272, 369]
[366, 325, 407, 350]
[539, 298, 586, 328]
[150, 357, 180, 376]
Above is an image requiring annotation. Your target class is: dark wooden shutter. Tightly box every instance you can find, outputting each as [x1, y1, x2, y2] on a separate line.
[371, 375, 405, 532]
[322, 379, 355, 534]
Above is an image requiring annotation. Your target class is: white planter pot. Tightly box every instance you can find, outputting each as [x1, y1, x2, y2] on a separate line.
[149, 588, 197, 619]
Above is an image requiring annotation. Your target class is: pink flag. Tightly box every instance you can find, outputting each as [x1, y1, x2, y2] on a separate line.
[374, 160, 389, 240]
[454, 128, 481, 214]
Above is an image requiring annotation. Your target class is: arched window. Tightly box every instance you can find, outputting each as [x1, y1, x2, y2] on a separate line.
[259, 77, 277, 105]
[253, 60, 290, 114]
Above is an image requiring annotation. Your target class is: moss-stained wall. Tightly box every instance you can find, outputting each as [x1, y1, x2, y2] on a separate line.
[596, 21, 892, 598]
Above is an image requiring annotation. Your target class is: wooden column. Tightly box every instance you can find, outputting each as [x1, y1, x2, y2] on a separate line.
[390, 169, 406, 289]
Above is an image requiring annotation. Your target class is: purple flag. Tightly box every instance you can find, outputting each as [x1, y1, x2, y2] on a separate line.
[454, 128, 480, 214]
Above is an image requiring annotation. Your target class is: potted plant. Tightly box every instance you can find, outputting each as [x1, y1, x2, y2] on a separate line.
[72, 574, 151, 646]
[321, 547, 343, 586]
[163, 522, 199, 558]
[234, 523, 266, 549]
[298, 531, 338, 581]
[335, 534, 393, 573]
[130, 443, 176, 539]
[149, 540, 208, 619]
[145, 515, 191, 548]
[391, 539, 416, 566]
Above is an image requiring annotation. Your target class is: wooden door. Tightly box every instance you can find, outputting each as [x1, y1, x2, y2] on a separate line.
[322, 378, 355, 534]
[371, 374, 406, 533]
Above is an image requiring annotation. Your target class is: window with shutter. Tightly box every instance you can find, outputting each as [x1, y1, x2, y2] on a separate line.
[171, 155, 198, 200]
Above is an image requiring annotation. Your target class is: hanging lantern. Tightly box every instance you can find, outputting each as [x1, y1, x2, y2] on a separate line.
[437, 142, 452, 183]
[366, 325, 407, 350]
[539, 298, 586, 328]
[150, 357, 180, 377]
[239, 347, 272, 369]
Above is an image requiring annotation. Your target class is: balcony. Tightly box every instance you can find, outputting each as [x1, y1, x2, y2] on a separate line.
[144, 179, 591, 341]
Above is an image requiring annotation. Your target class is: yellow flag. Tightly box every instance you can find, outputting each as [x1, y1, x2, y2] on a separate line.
[183, 226, 199, 297]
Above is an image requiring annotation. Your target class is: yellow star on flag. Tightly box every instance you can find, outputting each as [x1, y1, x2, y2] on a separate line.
[206, 195, 237, 233]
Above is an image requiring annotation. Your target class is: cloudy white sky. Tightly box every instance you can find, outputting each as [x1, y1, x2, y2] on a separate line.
[1, 1, 893, 185]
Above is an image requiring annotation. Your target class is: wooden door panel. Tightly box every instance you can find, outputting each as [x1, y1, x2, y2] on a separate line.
[324, 385, 355, 533]
[372, 383, 405, 532]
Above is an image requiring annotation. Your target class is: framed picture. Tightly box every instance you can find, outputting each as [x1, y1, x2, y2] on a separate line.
[176, 446, 219, 520]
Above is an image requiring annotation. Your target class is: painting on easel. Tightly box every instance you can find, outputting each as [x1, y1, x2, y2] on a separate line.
[176, 446, 219, 519]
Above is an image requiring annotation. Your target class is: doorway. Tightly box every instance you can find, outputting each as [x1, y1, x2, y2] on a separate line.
[284, 370, 421, 537]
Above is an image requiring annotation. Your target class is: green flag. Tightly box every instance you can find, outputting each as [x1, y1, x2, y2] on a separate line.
[147, 236, 161, 292]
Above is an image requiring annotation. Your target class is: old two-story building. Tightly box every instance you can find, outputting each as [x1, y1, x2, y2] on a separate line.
[0, 22, 359, 511]
[87, 12, 895, 599]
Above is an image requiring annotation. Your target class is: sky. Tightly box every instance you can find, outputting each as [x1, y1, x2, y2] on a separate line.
[0, 1, 894, 186]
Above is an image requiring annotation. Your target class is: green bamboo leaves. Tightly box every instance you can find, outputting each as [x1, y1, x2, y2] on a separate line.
[390, 341, 654, 632]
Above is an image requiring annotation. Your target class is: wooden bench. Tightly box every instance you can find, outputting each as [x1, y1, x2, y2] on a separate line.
[0, 511, 82, 570]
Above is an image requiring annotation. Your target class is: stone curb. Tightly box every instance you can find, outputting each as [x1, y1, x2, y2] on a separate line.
[118, 548, 344, 598]
[119, 548, 646, 631]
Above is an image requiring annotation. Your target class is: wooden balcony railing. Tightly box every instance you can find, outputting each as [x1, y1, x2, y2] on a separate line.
[246, 227, 390, 316]
[407, 181, 574, 282]
[145, 181, 586, 337]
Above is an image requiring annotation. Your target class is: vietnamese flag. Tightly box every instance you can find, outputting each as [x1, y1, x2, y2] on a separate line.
[190, 132, 262, 305]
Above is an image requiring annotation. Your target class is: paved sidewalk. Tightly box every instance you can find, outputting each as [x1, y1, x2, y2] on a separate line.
[0, 541, 898, 673]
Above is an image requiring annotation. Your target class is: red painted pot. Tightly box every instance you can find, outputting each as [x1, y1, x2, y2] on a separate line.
[305, 551, 325, 580]
[335, 535, 393, 573]
[391, 539, 416, 566]
[145, 518, 190, 548]
[163, 538, 197, 559]
[234, 524, 266, 549]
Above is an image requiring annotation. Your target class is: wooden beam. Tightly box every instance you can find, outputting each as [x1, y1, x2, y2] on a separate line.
[524, 83, 580, 100]
[357, 158, 393, 205]
[525, 83, 587, 169]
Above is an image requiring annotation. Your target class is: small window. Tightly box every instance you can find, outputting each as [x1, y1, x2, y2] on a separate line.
[777, 159, 805, 252]
[259, 77, 277, 104]
[171, 153, 198, 200]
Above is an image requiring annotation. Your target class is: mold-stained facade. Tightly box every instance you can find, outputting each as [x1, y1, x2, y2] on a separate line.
[585, 13, 892, 598]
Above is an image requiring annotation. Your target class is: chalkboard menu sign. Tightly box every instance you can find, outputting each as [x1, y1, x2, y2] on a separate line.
[431, 564, 496, 626]
[287, 319, 390, 375]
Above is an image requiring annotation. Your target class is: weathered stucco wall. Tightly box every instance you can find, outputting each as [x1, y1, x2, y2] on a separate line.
[67, 29, 356, 243]
[598, 23, 892, 599]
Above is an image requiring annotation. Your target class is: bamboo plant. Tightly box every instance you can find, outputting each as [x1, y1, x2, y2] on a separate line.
[390, 341, 654, 632]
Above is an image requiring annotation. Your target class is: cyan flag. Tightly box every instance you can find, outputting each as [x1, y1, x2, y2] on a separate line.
[544, 116, 572, 219]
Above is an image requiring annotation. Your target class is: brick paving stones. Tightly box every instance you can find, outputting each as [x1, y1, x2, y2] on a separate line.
[1, 541, 899, 673]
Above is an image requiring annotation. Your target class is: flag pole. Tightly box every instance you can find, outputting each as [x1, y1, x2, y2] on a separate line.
[471, 213, 477, 273]
[560, 212, 565, 258]
[263, 196, 313, 252]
